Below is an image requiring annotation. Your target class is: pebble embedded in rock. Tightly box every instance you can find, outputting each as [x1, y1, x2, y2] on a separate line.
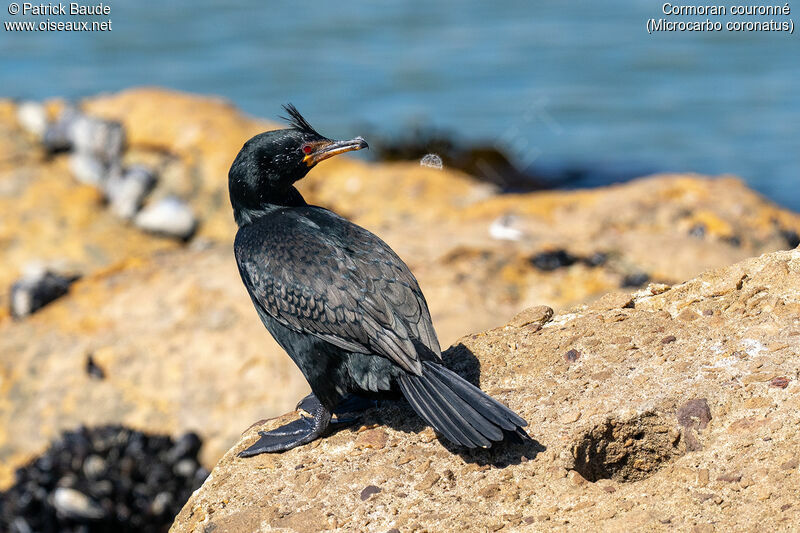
[769, 376, 790, 389]
[10, 267, 78, 319]
[717, 472, 742, 483]
[559, 411, 581, 424]
[85, 355, 105, 380]
[359, 485, 381, 501]
[677, 399, 712, 430]
[564, 349, 581, 363]
[134, 197, 197, 241]
[689, 224, 706, 239]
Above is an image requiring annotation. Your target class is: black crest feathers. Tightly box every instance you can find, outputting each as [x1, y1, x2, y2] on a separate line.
[281, 104, 321, 137]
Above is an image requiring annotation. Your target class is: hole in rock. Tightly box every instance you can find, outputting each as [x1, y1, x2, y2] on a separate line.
[570, 413, 681, 483]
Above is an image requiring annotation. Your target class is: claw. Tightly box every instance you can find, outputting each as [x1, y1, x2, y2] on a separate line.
[240, 393, 376, 457]
[239, 401, 331, 457]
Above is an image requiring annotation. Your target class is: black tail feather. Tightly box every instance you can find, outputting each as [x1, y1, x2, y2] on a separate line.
[398, 361, 529, 448]
[425, 363, 527, 429]
[417, 372, 492, 447]
[402, 376, 481, 447]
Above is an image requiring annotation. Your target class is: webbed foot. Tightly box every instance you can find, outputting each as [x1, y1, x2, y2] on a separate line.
[239, 400, 331, 457]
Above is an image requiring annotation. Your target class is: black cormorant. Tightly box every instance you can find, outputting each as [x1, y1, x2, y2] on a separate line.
[230, 105, 529, 456]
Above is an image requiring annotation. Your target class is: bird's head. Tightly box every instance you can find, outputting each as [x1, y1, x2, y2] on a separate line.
[229, 104, 368, 225]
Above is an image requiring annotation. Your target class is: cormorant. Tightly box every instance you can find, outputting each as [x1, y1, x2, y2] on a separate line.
[230, 105, 529, 456]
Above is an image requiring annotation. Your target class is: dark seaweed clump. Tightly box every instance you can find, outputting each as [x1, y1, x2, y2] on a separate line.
[0, 425, 208, 533]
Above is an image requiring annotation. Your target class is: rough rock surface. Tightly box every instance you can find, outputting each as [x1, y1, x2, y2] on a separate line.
[172, 249, 800, 532]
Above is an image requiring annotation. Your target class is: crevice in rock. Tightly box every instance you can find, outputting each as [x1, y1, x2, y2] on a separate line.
[570, 413, 681, 483]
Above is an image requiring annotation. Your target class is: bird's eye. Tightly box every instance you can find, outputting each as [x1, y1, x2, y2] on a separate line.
[302, 144, 313, 155]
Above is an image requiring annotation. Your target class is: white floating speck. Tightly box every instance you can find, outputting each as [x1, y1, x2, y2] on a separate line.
[420, 153, 443, 170]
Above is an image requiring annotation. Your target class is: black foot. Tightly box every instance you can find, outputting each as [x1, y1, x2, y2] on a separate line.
[239, 401, 331, 457]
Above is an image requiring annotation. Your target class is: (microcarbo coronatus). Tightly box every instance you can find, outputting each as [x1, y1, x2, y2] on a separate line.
[229, 105, 529, 456]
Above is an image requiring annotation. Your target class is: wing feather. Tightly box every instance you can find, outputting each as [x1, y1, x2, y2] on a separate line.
[235, 207, 440, 374]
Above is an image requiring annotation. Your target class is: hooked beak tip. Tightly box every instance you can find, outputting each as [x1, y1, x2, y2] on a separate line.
[304, 136, 369, 166]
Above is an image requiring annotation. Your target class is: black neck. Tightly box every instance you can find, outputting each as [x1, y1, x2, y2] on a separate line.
[232, 186, 308, 227]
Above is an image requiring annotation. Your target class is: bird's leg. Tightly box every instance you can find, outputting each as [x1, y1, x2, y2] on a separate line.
[238, 400, 331, 457]
[331, 394, 377, 420]
[296, 392, 376, 424]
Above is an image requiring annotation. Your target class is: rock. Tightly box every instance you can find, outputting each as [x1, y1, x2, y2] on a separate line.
[134, 196, 196, 240]
[489, 214, 524, 241]
[359, 485, 381, 501]
[770, 376, 790, 389]
[9, 266, 78, 318]
[563, 349, 581, 363]
[0, 426, 205, 531]
[44, 107, 125, 162]
[172, 249, 800, 532]
[42, 107, 77, 152]
[84, 354, 105, 380]
[530, 249, 578, 271]
[621, 271, 650, 288]
[677, 399, 712, 430]
[52, 487, 106, 520]
[106, 165, 157, 219]
[16, 101, 48, 138]
[69, 113, 125, 162]
[68, 151, 115, 187]
[508, 305, 553, 328]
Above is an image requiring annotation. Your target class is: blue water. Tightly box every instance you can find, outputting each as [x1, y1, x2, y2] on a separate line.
[2, 1, 798, 208]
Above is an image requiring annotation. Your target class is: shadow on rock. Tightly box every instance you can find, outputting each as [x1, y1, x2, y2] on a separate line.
[331, 342, 545, 467]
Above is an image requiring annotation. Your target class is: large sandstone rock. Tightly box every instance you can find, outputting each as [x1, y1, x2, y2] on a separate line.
[172, 249, 800, 532]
